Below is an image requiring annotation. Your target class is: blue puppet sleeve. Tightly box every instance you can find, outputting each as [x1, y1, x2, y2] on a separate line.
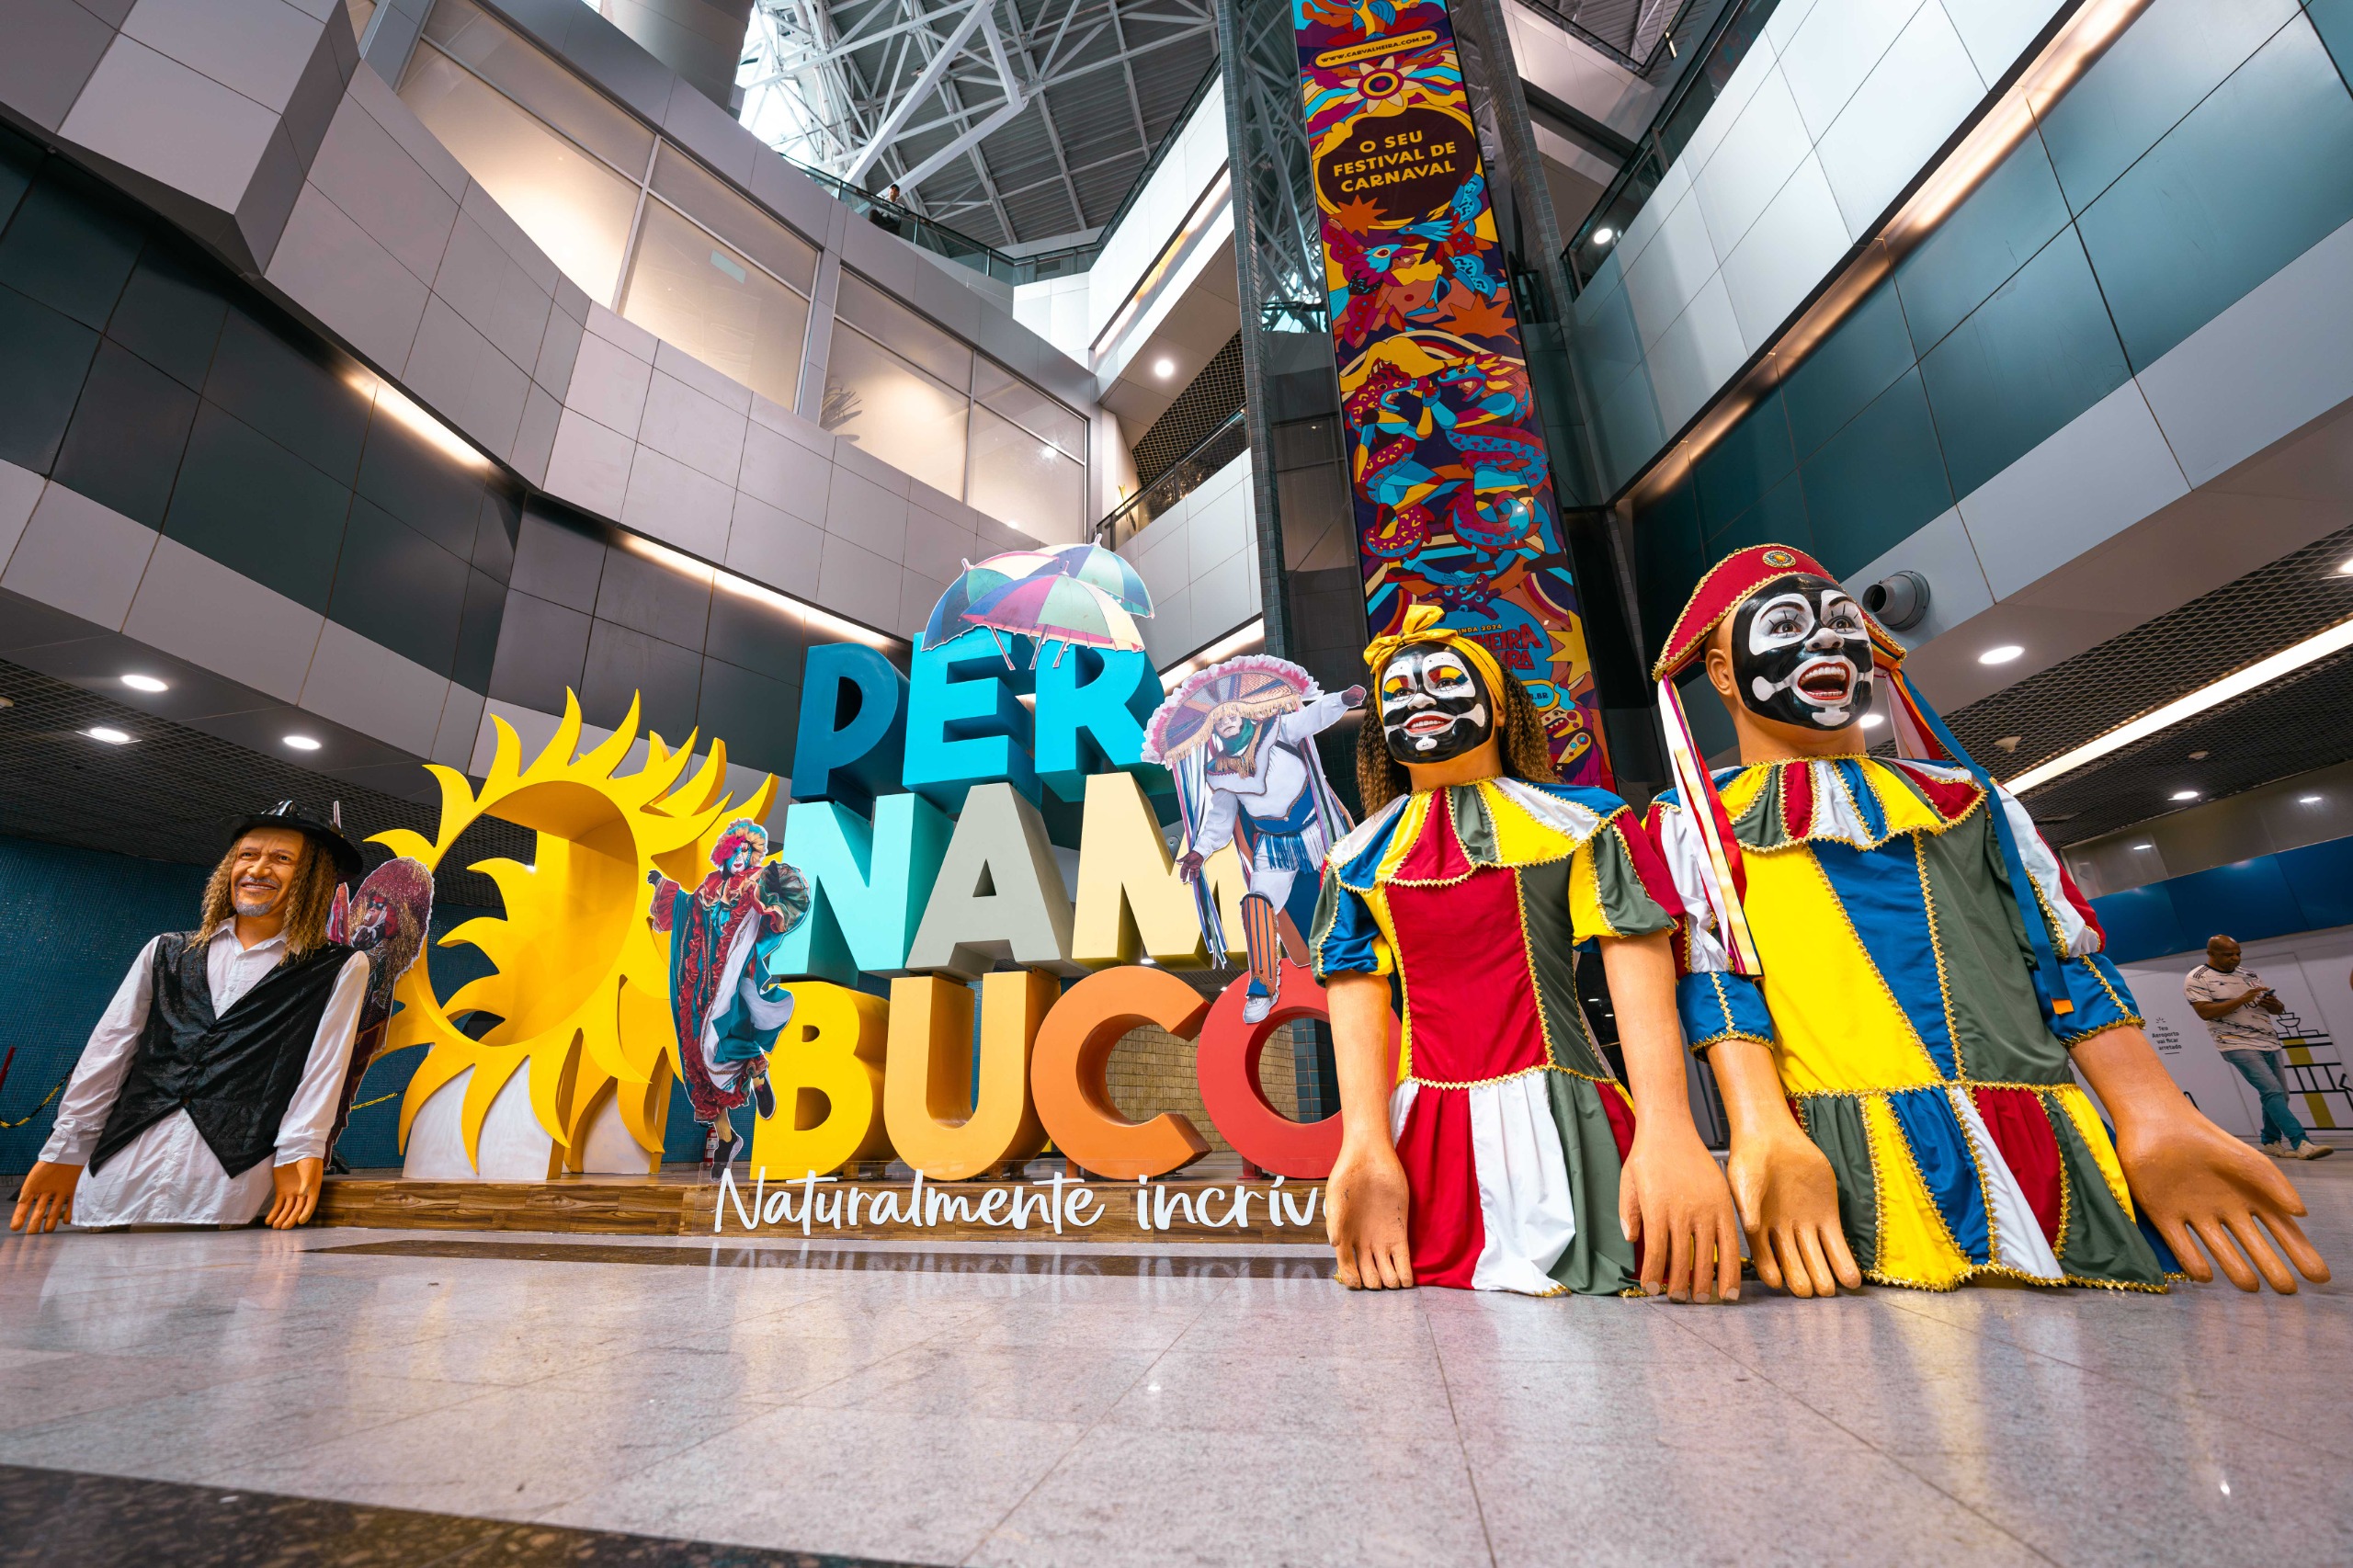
[1677, 971, 1776, 1055]
[1309, 867, 1392, 979]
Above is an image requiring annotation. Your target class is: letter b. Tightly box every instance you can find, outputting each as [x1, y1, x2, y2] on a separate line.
[749, 983, 892, 1178]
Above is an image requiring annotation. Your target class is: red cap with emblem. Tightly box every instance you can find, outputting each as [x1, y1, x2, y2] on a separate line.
[1650, 542, 1906, 684]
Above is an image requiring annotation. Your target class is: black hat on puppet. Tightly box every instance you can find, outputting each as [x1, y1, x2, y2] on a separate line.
[224, 801, 365, 884]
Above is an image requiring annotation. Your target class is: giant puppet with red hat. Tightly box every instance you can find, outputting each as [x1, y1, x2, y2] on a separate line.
[1643, 544, 2329, 1297]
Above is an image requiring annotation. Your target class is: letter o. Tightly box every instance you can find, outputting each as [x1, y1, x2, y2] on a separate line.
[1030, 967, 1211, 1179]
[1194, 960, 1399, 1177]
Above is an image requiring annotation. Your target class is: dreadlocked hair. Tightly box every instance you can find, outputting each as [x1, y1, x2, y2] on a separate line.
[1356, 671, 1561, 814]
[195, 836, 341, 957]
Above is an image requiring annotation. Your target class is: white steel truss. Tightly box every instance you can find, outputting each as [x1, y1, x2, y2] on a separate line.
[739, 0, 1215, 244]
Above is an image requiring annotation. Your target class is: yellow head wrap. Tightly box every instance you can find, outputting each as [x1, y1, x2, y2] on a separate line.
[1362, 602, 1507, 698]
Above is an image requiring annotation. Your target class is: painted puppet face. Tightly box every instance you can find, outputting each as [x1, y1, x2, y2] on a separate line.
[1732, 574, 1873, 732]
[1377, 644, 1493, 764]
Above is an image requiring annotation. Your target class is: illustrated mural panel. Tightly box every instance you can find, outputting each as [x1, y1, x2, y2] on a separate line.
[1295, 0, 1609, 782]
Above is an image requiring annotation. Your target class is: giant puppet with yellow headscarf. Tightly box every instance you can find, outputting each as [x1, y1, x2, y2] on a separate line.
[1309, 605, 1743, 1300]
[1644, 544, 2329, 1298]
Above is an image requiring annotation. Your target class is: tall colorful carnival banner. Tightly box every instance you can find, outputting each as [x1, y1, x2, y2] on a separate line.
[1296, 0, 1608, 784]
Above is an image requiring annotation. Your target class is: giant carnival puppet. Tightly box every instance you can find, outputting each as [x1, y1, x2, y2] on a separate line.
[12, 802, 369, 1233]
[648, 819, 811, 1169]
[1145, 656, 1362, 1023]
[1311, 605, 1742, 1298]
[1645, 544, 2329, 1297]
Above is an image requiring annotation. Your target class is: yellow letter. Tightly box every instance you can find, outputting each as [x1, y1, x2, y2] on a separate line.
[1071, 771, 1248, 967]
[750, 983, 892, 1178]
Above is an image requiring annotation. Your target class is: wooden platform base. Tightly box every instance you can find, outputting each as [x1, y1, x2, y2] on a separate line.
[315, 1167, 1330, 1244]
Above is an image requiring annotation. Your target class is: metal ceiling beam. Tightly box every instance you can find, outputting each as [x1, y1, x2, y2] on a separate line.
[840, 0, 995, 182]
[740, 0, 1214, 243]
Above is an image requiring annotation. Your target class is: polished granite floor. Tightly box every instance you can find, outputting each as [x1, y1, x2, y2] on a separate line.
[3, 1158, 2350, 1567]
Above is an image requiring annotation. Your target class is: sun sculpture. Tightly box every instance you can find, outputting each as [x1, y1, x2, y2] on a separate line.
[372, 693, 777, 1173]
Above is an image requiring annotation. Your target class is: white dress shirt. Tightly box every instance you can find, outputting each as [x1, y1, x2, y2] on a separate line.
[40, 927, 369, 1227]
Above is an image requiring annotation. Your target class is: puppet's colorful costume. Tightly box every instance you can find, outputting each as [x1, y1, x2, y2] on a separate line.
[1646, 545, 2177, 1291]
[1312, 770, 1681, 1294]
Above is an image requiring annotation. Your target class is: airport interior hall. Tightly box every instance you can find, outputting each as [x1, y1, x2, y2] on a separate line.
[5, 0, 2353, 1562]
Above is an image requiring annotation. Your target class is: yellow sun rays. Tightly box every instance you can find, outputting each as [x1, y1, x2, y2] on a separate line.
[374, 691, 777, 1172]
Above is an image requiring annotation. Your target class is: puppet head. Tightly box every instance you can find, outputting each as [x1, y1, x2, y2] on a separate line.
[1357, 603, 1556, 810]
[199, 801, 361, 955]
[1653, 545, 1905, 759]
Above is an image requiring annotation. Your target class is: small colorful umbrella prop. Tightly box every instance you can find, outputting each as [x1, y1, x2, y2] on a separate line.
[962, 571, 1145, 665]
[1048, 542, 1153, 616]
[921, 550, 1056, 652]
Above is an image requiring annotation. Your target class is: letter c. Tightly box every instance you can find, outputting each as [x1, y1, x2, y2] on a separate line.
[1030, 968, 1211, 1179]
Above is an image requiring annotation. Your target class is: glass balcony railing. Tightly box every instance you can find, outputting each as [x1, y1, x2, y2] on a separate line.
[1096, 407, 1249, 551]
[1561, 0, 1783, 296]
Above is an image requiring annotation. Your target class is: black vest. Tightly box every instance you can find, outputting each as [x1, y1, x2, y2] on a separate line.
[89, 932, 357, 1179]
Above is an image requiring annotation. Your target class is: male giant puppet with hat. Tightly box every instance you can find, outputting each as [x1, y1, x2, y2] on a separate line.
[1645, 544, 2328, 1295]
[11, 803, 369, 1233]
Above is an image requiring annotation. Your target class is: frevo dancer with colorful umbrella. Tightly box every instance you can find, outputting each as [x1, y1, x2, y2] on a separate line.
[1143, 656, 1361, 1024]
[1644, 544, 2327, 1296]
[1311, 606, 1741, 1296]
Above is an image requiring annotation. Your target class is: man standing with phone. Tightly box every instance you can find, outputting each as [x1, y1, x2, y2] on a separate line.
[2187, 936, 2333, 1161]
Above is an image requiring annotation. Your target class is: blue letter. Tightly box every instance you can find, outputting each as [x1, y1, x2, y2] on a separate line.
[903, 626, 1038, 812]
[791, 643, 905, 811]
[771, 794, 953, 983]
[1033, 645, 1163, 804]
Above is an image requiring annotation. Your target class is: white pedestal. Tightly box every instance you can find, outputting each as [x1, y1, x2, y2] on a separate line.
[400, 1066, 662, 1179]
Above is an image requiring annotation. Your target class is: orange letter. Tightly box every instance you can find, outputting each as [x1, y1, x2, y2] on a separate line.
[884, 970, 1053, 1180]
[1030, 967, 1211, 1179]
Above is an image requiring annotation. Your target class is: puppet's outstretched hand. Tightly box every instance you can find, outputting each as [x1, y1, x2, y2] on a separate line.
[2116, 1111, 2328, 1293]
[1326, 1136, 1414, 1290]
[9, 1162, 78, 1233]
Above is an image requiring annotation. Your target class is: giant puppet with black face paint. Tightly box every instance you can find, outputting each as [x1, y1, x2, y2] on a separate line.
[1308, 604, 1743, 1299]
[1643, 544, 2328, 1299]
[1730, 573, 1874, 732]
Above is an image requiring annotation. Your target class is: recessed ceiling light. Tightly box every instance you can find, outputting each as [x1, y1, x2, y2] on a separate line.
[2188, 749, 2209, 760]
[120, 674, 168, 693]
[1152, 358, 1175, 379]
[2337, 556, 2353, 575]
[1860, 712, 1885, 729]
[2169, 789, 2200, 801]
[1592, 226, 1616, 244]
[2132, 842, 2154, 850]
[85, 726, 132, 744]
[1978, 644, 2024, 665]
[2300, 794, 2324, 804]
[284, 734, 322, 752]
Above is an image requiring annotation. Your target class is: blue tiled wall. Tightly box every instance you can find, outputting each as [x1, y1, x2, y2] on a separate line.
[0, 123, 517, 691]
[1626, 0, 2353, 656]
[2092, 833, 2353, 962]
[0, 836, 204, 1175]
